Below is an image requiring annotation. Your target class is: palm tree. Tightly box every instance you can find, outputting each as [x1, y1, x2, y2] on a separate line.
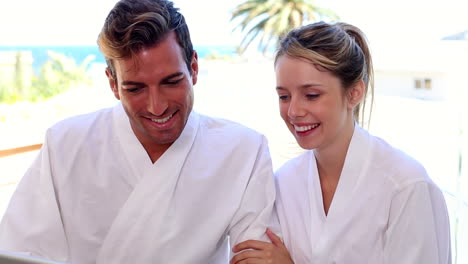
[231, 0, 338, 54]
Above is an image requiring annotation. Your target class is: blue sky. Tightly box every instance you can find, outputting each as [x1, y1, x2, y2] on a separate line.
[0, 0, 467, 46]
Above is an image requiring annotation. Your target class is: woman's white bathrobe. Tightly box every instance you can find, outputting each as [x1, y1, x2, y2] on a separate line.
[275, 125, 451, 264]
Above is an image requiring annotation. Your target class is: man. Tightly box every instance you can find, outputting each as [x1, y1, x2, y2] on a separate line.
[0, 0, 277, 263]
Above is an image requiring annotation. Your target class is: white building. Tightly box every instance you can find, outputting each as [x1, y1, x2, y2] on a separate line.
[372, 37, 468, 102]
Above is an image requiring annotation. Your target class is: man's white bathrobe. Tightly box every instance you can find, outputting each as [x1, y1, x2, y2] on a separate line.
[275, 125, 451, 264]
[0, 103, 277, 264]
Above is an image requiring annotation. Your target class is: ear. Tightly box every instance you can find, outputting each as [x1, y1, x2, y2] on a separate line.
[190, 51, 199, 85]
[106, 68, 120, 100]
[347, 80, 365, 109]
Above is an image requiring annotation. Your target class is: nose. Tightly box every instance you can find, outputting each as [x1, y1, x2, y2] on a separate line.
[147, 87, 168, 116]
[287, 97, 306, 119]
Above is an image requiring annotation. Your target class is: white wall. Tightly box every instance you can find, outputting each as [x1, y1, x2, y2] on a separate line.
[374, 70, 447, 100]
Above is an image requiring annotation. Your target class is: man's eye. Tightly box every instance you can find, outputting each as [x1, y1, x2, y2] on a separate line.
[125, 87, 142, 93]
[166, 79, 183, 85]
[278, 95, 289, 101]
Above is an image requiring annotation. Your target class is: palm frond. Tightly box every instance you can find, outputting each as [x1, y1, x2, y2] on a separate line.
[231, 0, 339, 54]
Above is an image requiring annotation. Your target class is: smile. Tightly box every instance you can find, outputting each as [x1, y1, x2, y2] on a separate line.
[294, 123, 319, 132]
[150, 113, 174, 124]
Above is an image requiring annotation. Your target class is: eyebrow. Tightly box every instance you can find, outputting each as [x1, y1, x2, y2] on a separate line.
[300, 83, 323, 89]
[161, 72, 184, 83]
[121, 81, 144, 87]
[120, 72, 185, 87]
[276, 83, 323, 90]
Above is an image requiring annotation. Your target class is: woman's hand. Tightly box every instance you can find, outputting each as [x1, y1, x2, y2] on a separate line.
[230, 228, 294, 264]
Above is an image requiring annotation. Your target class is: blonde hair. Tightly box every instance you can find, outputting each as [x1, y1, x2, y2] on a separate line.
[275, 21, 374, 126]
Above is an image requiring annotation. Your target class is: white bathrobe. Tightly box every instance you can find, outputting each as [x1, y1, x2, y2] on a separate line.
[0, 103, 277, 264]
[275, 125, 451, 264]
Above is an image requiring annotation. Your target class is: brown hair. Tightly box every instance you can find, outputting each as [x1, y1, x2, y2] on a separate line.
[97, 0, 194, 81]
[275, 21, 374, 126]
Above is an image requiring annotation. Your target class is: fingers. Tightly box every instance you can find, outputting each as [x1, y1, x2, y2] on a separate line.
[266, 228, 284, 248]
[231, 235, 293, 264]
[230, 250, 263, 264]
[234, 259, 262, 264]
[232, 239, 271, 253]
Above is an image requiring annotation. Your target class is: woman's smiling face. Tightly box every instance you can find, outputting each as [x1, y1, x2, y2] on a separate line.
[275, 55, 355, 151]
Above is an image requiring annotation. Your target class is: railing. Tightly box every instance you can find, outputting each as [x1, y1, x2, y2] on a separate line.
[0, 144, 42, 158]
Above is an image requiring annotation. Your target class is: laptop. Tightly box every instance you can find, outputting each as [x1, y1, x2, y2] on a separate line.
[0, 251, 66, 264]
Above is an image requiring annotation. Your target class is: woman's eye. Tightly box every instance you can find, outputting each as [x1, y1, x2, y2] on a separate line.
[306, 94, 319, 99]
[278, 95, 289, 101]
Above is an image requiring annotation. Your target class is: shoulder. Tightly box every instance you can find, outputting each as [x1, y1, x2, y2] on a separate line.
[197, 113, 265, 145]
[46, 106, 115, 141]
[368, 131, 433, 190]
[275, 150, 311, 183]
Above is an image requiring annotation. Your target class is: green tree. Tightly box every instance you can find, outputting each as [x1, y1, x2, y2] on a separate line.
[231, 0, 338, 54]
[31, 51, 94, 101]
[0, 51, 94, 103]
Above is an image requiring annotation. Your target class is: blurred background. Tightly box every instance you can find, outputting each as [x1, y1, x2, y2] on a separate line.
[0, 0, 467, 262]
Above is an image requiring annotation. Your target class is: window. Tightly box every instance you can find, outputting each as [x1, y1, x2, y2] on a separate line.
[424, 78, 432, 89]
[415, 79, 422, 89]
[414, 78, 432, 90]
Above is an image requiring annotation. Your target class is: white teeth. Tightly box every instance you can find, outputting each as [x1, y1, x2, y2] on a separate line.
[294, 123, 319, 132]
[151, 113, 173, 123]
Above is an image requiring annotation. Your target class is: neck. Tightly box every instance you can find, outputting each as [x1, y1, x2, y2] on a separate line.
[314, 120, 355, 215]
[314, 120, 355, 182]
[131, 129, 173, 164]
[144, 143, 172, 163]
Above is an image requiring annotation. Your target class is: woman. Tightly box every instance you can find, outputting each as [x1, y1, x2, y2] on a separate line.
[231, 21, 451, 264]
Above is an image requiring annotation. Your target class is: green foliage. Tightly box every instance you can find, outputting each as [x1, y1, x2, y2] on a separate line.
[203, 51, 238, 61]
[231, 0, 339, 54]
[0, 80, 19, 104]
[0, 51, 94, 103]
[30, 51, 94, 101]
[0, 82, 9, 103]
